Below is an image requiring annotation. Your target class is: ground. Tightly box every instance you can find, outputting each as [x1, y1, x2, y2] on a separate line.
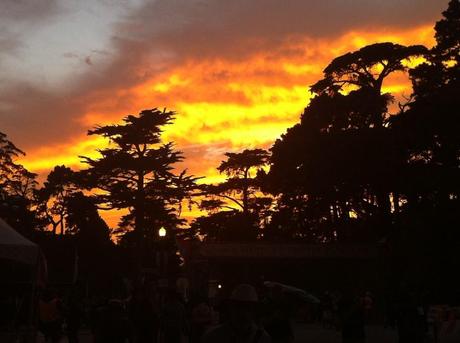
[2, 322, 460, 342]
[293, 323, 459, 342]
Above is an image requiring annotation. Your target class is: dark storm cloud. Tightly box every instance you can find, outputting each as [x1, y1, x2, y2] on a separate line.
[0, 81, 84, 145]
[120, 0, 448, 60]
[0, 0, 60, 22]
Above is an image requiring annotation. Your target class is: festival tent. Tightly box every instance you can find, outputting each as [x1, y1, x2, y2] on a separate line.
[0, 218, 38, 265]
[0, 218, 46, 342]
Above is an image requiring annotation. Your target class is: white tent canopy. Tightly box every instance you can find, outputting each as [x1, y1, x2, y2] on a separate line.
[0, 218, 38, 265]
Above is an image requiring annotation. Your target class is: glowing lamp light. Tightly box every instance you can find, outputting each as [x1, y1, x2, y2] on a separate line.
[159, 227, 167, 237]
[348, 211, 358, 219]
[218, 284, 222, 289]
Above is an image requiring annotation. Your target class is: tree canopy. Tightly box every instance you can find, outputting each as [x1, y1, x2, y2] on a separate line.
[80, 109, 198, 256]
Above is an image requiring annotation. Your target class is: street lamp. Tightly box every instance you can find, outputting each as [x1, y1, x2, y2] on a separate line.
[157, 226, 168, 276]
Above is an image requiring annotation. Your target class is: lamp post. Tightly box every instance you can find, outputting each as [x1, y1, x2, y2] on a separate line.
[157, 226, 168, 279]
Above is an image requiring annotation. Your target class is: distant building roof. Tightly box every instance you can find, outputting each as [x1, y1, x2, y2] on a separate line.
[177, 240, 380, 261]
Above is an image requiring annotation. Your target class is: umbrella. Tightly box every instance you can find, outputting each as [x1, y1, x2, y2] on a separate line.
[264, 281, 320, 304]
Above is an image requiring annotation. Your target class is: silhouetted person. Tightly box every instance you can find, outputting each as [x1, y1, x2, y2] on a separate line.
[65, 287, 84, 343]
[38, 288, 64, 343]
[360, 291, 373, 323]
[190, 296, 215, 343]
[393, 288, 427, 343]
[161, 289, 188, 343]
[130, 287, 159, 343]
[93, 299, 131, 343]
[264, 285, 294, 343]
[320, 291, 335, 328]
[337, 292, 365, 343]
[202, 284, 270, 343]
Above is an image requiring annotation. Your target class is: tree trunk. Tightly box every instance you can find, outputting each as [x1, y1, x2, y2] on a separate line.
[377, 191, 392, 237]
[242, 169, 249, 214]
[135, 173, 146, 278]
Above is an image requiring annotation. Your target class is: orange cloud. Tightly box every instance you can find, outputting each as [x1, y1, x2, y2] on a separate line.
[24, 26, 433, 172]
[21, 135, 106, 172]
[23, 25, 435, 173]
[18, 25, 436, 227]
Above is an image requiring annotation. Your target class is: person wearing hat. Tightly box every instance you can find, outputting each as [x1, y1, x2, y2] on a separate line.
[202, 284, 271, 343]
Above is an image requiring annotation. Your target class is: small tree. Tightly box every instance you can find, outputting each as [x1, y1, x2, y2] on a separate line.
[204, 148, 270, 214]
[0, 131, 37, 198]
[0, 131, 38, 236]
[36, 165, 78, 235]
[65, 191, 111, 243]
[195, 149, 272, 241]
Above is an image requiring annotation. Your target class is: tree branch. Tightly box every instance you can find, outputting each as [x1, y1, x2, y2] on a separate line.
[217, 194, 244, 210]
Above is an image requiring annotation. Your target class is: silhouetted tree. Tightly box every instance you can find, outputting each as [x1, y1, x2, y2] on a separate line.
[65, 191, 111, 243]
[1, 131, 23, 192]
[204, 148, 270, 214]
[393, 0, 460, 205]
[435, 0, 460, 66]
[311, 42, 427, 96]
[80, 109, 197, 270]
[196, 149, 272, 241]
[268, 43, 426, 242]
[190, 210, 259, 242]
[0, 131, 37, 199]
[64, 191, 117, 286]
[386, 1, 460, 289]
[0, 131, 38, 236]
[36, 165, 78, 235]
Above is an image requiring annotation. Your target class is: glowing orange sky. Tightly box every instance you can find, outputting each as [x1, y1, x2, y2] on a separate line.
[21, 25, 434, 176]
[15, 24, 435, 227]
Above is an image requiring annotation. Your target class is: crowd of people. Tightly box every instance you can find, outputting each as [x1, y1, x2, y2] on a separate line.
[314, 288, 458, 343]
[35, 282, 457, 343]
[36, 282, 299, 343]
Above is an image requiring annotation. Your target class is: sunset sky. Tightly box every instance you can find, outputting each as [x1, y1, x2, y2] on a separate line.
[0, 0, 449, 224]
